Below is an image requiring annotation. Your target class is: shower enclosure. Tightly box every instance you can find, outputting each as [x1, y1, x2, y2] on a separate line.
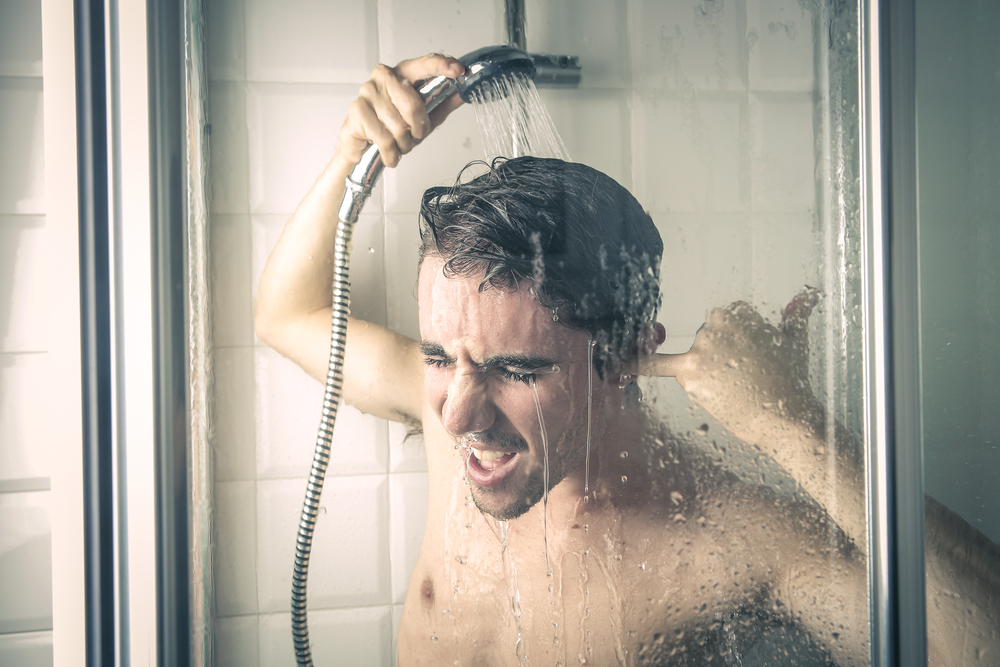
[1, 0, 997, 665]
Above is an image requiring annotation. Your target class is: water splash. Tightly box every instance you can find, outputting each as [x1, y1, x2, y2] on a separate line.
[529, 379, 551, 575]
[456, 439, 474, 478]
[468, 72, 569, 161]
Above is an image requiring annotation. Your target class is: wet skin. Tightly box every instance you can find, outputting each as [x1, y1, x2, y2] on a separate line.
[418, 255, 609, 522]
[396, 259, 870, 666]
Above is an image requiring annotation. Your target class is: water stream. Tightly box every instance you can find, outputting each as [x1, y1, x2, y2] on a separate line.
[468, 72, 569, 161]
[500, 521, 529, 666]
[529, 379, 551, 574]
[584, 340, 595, 501]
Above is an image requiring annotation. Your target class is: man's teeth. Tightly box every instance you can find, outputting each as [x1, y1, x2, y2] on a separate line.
[472, 448, 507, 462]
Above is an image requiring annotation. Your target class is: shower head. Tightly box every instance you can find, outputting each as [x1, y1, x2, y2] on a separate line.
[457, 45, 536, 102]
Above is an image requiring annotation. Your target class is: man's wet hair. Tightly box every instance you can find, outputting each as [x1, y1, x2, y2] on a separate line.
[419, 156, 663, 377]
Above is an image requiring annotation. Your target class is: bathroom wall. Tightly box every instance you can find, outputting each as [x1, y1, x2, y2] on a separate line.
[205, 0, 829, 664]
[0, 0, 55, 664]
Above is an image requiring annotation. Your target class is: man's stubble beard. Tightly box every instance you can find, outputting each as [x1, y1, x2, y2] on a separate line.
[469, 465, 547, 521]
[468, 422, 590, 522]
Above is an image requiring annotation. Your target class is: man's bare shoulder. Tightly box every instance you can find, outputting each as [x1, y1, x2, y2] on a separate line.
[616, 409, 869, 664]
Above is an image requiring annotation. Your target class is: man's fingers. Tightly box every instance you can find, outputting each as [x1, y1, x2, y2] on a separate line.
[781, 286, 822, 335]
[394, 54, 465, 132]
[393, 53, 465, 87]
[361, 55, 465, 165]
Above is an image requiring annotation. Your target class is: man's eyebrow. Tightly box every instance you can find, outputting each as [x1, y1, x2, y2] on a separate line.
[418, 343, 557, 371]
[482, 354, 559, 371]
[419, 341, 452, 359]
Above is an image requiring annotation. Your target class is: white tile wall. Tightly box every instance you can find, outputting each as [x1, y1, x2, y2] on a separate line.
[206, 0, 246, 81]
[0, 216, 48, 353]
[658, 212, 753, 337]
[211, 214, 255, 348]
[0, 0, 43, 78]
[377, 0, 500, 68]
[0, 491, 52, 633]
[0, 352, 53, 482]
[256, 476, 390, 612]
[258, 607, 393, 667]
[746, 0, 817, 91]
[214, 347, 258, 481]
[0, 630, 52, 667]
[632, 92, 747, 214]
[0, 0, 52, 660]
[209, 81, 250, 214]
[244, 0, 377, 84]
[207, 1, 828, 662]
[215, 615, 259, 667]
[0, 77, 45, 215]
[525, 0, 632, 89]
[748, 91, 817, 211]
[628, 0, 747, 93]
[246, 82, 363, 215]
[383, 212, 422, 341]
[214, 481, 259, 616]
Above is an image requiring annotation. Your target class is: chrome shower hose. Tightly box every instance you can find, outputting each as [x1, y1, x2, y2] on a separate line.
[290, 74, 458, 667]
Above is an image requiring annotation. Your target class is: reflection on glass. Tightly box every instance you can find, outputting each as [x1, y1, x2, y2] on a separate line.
[916, 0, 1000, 661]
[207, 0, 881, 664]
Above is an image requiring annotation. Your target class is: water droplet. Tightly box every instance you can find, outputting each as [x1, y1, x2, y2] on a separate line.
[431, 636, 438, 643]
[615, 554, 622, 561]
[639, 563, 646, 570]
[583, 495, 590, 504]
[583, 524, 589, 532]
[552, 309, 559, 321]
[442, 608, 450, 616]
[318, 506, 327, 514]
[620, 451, 629, 458]
[621, 475, 628, 483]
[368, 247, 375, 253]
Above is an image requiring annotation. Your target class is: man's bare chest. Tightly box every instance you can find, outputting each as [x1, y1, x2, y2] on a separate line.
[397, 489, 775, 666]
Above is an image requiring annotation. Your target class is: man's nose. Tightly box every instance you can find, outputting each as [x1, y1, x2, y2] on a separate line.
[441, 369, 495, 436]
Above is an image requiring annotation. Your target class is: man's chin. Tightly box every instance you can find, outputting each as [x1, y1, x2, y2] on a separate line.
[469, 483, 542, 522]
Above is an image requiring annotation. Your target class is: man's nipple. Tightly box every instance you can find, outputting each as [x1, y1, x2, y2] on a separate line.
[420, 577, 435, 611]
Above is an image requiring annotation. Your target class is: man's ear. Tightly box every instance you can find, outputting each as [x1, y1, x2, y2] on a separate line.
[633, 321, 666, 357]
[617, 322, 667, 385]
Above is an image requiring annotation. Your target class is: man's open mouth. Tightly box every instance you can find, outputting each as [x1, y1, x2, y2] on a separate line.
[465, 448, 519, 487]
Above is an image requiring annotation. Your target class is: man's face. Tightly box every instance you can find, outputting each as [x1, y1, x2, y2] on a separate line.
[418, 256, 606, 520]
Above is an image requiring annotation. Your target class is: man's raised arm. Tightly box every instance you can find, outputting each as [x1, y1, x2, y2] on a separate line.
[254, 54, 465, 424]
[639, 289, 868, 545]
[641, 292, 1000, 664]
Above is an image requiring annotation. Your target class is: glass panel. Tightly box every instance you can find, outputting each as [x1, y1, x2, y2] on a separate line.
[915, 0, 1000, 661]
[205, 0, 871, 664]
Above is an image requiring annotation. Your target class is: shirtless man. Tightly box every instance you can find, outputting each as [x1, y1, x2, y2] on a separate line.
[255, 55, 1000, 665]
